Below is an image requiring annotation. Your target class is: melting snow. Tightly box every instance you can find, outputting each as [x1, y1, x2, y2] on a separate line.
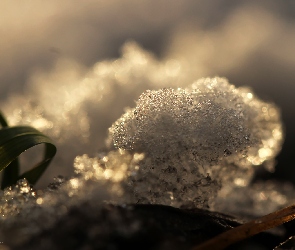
[0, 43, 292, 248]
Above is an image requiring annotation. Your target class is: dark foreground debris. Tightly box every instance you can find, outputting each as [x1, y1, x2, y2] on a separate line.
[14, 203, 286, 250]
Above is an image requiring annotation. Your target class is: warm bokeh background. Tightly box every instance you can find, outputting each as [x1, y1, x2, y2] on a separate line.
[1, 0, 294, 184]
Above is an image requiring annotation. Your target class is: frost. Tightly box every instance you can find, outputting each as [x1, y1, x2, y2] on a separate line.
[1, 43, 189, 185]
[109, 77, 283, 208]
[0, 179, 36, 219]
[0, 150, 143, 247]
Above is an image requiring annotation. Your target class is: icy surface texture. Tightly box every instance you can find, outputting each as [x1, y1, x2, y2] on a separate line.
[0, 150, 141, 247]
[0, 179, 36, 219]
[1, 153, 294, 247]
[0, 41, 289, 246]
[109, 77, 283, 208]
[0, 42, 285, 191]
[1, 43, 189, 186]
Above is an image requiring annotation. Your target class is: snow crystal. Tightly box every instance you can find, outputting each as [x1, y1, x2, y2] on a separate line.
[0, 43, 188, 186]
[1, 43, 283, 194]
[109, 77, 283, 208]
[0, 179, 36, 219]
[0, 42, 288, 248]
[0, 150, 143, 247]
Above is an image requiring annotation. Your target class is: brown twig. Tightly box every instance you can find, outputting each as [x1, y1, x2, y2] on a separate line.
[192, 205, 295, 250]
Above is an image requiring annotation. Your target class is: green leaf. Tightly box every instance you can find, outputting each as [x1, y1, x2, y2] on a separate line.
[0, 111, 20, 188]
[0, 125, 56, 189]
[0, 158, 19, 190]
[0, 111, 8, 127]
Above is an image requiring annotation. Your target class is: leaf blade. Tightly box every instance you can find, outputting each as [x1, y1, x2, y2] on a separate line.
[0, 112, 20, 189]
[0, 126, 56, 188]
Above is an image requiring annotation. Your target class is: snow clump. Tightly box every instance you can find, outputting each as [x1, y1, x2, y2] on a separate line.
[109, 77, 283, 208]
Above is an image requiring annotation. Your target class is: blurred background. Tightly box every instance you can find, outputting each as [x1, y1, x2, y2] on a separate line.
[0, 0, 294, 186]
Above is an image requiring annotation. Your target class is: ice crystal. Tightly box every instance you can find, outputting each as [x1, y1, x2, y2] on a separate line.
[0, 179, 36, 219]
[0, 43, 288, 247]
[1, 43, 188, 186]
[109, 77, 283, 208]
[0, 150, 142, 247]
